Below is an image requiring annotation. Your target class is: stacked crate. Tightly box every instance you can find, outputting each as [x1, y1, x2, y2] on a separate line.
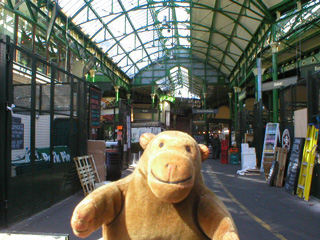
[220, 140, 229, 164]
[229, 148, 239, 165]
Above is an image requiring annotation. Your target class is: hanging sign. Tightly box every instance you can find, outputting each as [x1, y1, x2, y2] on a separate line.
[89, 86, 101, 128]
[262, 76, 297, 91]
[192, 109, 218, 114]
[133, 109, 157, 113]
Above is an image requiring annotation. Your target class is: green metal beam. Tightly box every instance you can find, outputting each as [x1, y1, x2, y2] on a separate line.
[204, 0, 219, 64]
[117, 0, 153, 63]
[219, 0, 247, 73]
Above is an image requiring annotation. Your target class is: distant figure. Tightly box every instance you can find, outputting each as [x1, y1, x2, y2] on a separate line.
[211, 134, 221, 159]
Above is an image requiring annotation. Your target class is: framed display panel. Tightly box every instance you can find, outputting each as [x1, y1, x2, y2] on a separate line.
[261, 123, 280, 177]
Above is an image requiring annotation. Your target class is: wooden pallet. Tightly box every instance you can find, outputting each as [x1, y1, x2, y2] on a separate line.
[73, 155, 101, 196]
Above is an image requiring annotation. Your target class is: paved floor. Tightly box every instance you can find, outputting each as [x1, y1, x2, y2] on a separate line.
[2, 159, 320, 240]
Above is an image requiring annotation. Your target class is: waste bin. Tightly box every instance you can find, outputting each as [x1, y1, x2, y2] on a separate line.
[106, 150, 122, 181]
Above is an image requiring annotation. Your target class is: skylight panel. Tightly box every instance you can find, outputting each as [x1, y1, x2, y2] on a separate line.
[129, 49, 144, 63]
[108, 15, 127, 38]
[72, 7, 96, 25]
[113, 54, 126, 64]
[110, 0, 123, 14]
[175, 8, 189, 22]
[136, 61, 149, 70]
[179, 38, 190, 48]
[81, 20, 103, 36]
[98, 40, 116, 52]
[128, 9, 148, 30]
[59, 0, 85, 17]
[137, 30, 154, 46]
[91, 0, 113, 16]
[100, 14, 122, 25]
[92, 29, 106, 43]
[126, 67, 136, 77]
[119, 34, 136, 52]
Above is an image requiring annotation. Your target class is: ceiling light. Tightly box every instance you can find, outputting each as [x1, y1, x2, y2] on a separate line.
[162, 16, 167, 26]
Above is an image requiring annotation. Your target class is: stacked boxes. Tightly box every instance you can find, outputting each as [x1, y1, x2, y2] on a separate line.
[241, 143, 257, 170]
[220, 140, 229, 164]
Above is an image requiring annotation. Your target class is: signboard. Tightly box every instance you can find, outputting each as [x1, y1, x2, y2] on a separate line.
[133, 109, 157, 113]
[0, 233, 68, 240]
[262, 76, 297, 92]
[11, 117, 24, 149]
[89, 87, 101, 128]
[37, 146, 71, 163]
[192, 109, 218, 114]
[284, 138, 305, 195]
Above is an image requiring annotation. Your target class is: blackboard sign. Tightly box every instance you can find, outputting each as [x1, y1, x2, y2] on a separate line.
[284, 138, 305, 195]
[12, 117, 24, 149]
[89, 87, 101, 128]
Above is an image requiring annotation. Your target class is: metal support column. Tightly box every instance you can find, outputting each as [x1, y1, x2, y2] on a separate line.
[0, 35, 12, 228]
[233, 88, 239, 132]
[271, 42, 279, 123]
[254, 58, 264, 167]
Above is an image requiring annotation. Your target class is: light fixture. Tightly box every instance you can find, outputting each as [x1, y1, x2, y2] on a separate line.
[89, 69, 96, 78]
[228, 92, 233, 98]
[162, 16, 167, 26]
[233, 86, 241, 93]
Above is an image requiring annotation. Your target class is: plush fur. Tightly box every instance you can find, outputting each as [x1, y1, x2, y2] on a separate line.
[71, 131, 239, 240]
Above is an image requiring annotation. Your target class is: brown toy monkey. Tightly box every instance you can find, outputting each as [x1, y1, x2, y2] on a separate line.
[71, 131, 239, 240]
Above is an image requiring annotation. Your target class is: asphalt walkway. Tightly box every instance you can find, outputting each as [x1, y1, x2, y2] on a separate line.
[1, 160, 320, 240]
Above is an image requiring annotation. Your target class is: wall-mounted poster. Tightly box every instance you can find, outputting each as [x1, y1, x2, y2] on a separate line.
[89, 87, 101, 128]
[11, 117, 24, 150]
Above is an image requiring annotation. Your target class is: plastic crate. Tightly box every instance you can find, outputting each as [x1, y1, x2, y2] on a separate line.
[229, 153, 239, 165]
[229, 148, 239, 153]
[221, 155, 228, 164]
[221, 140, 229, 150]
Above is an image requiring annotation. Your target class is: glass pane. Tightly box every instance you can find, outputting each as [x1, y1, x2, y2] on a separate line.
[0, 9, 15, 40]
[11, 60, 33, 177]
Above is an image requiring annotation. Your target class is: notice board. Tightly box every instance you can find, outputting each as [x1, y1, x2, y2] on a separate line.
[11, 117, 24, 150]
[284, 138, 305, 195]
[89, 86, 101, 128]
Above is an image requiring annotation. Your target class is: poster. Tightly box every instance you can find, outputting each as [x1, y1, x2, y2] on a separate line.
[89, 87, 101, 128]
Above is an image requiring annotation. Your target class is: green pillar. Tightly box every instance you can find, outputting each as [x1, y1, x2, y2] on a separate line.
[89, 69, 96, 82]
[228, 92, 233, 121]
[203, 92, 207, 122]
[233, 87, 239, 131]
[158, 101, 162, 121]
[271, 42, 279, 123]
[126, 93, 131, 105]
[151, 93, 156, 121]
[114, 86, 120, 104]
[114, 86, 120, 123]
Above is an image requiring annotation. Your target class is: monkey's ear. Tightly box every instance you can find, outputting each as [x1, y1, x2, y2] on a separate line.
[140, 133, 155, 150]
[198, 144, 209, 162]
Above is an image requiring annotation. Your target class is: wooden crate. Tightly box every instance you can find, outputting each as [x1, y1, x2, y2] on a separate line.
[263, 155, 276, 180]
[73, 155, 101, 196]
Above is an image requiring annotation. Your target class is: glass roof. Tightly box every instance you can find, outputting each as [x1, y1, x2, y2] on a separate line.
[59, 0, 191, 78]
[55, 0, 320, 102]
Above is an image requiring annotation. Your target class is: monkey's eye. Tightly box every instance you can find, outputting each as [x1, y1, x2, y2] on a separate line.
[159, 142, 164, 148]
[186, 146, 191, 153]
